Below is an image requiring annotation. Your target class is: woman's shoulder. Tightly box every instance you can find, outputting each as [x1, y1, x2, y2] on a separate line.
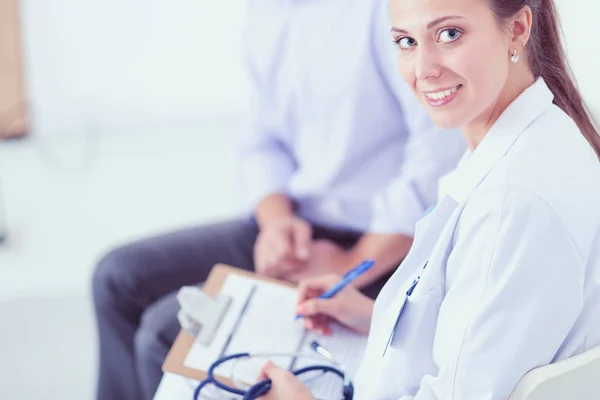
[503, 103, 600, 196]
[472, 104, 600, 255]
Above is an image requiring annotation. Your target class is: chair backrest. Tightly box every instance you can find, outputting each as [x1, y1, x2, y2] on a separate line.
[509, 346, 600, 400]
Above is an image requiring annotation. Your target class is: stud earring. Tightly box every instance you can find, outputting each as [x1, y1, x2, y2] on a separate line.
[511, 49, 519, 64]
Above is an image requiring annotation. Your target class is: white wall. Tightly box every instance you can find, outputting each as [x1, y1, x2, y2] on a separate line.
[20, 0, 248, 136]
[18, 1, 600, 136]
[556, 0, 600, 119]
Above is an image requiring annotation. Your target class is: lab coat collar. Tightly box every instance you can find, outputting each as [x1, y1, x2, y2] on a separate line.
[445, 78, 554, 203]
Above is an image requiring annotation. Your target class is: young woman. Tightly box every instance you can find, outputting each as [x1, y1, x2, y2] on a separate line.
[257, 0, 600, 398]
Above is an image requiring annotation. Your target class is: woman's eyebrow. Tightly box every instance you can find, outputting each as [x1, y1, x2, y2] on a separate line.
[391, 15, 466, 35]
[391, 27, 409, 35]
[427, 15, 465, 29]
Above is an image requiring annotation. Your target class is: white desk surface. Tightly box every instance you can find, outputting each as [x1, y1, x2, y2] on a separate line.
[153, 373, 198, 400]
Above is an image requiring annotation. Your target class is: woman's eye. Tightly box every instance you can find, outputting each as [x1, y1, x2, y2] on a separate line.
[396, 37, 417, 49]
[438, 28, 462, 43]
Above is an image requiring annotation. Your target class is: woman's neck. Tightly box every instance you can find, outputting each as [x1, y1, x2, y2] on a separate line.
[462, 71, 536, 151]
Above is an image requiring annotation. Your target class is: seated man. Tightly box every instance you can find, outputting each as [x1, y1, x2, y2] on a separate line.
[91, 0, 466, 399]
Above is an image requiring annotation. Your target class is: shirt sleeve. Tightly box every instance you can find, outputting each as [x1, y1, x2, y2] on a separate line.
[236, 11, 297, 214]
[411, 186, 585, 400]
[367, 0, 465, 235]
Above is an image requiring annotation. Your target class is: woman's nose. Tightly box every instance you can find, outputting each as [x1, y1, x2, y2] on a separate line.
[415, 48, 442, 81]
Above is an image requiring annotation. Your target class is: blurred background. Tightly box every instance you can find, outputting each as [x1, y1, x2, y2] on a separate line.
[0, 0, 597, 399]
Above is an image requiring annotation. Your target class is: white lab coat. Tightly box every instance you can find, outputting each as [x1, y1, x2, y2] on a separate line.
[353, 79, 600, 400]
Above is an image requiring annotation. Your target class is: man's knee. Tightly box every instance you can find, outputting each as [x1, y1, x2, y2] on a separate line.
[92, 245, 148, 310]
[134, 294, 180, 364]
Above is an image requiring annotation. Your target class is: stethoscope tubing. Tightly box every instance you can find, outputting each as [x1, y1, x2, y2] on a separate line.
[194, 352, 347, 400]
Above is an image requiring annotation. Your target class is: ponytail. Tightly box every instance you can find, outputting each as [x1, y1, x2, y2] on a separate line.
[491, 0, 600, 160]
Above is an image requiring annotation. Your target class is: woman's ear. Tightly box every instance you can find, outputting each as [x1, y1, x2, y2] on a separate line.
[509, 5, 533, 49]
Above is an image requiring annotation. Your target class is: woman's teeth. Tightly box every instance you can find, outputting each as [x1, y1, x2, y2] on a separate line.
[425, 86, 460, 100]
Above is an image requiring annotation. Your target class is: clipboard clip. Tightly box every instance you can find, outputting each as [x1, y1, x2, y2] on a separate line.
[176, 286, 232, 346]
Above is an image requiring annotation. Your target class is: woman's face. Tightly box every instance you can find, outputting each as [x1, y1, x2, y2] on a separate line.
[390, 0, 512, 130]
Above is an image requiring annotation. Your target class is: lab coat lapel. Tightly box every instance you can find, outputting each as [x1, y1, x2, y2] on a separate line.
[409, 195, 460, 266]
[374, 195, 457, 308]
[380, 196, 459, 334]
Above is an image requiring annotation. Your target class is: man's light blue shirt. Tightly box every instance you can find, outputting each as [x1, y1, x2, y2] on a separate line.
[237, 0, 466, 236]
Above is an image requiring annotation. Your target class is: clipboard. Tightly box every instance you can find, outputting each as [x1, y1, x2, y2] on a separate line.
[162, 263, 296, 382]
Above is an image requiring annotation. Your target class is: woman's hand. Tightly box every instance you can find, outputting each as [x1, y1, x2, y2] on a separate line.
[257, 361, 315, 400]
[296, 274, 375, 335]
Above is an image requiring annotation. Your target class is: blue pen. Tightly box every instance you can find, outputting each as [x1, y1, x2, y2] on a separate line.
[295, 259, 375, 320]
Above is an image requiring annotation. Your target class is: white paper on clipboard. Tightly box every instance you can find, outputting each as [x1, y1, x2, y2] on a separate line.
[183, 273, 368, 391]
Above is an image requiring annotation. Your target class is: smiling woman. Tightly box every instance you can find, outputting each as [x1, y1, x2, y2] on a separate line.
[257, 0, 600, 399]
[389, 0, 600, 154]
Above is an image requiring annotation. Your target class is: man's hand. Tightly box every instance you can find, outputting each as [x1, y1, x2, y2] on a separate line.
[254, 215, 312, 278]
[285, 239, 352, 282]
[257, 361, 315, 400]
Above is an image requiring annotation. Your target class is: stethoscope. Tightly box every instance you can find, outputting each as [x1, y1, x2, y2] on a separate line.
[193, 341, 354, 400]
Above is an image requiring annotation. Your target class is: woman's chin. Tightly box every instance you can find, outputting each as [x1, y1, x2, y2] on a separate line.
[428, 111, 463, 131]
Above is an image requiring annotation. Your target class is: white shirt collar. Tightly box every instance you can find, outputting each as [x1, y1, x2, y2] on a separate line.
[443, 78, 555, 203]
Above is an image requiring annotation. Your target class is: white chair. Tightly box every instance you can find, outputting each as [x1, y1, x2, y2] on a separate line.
[509, 346, 600, 400]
